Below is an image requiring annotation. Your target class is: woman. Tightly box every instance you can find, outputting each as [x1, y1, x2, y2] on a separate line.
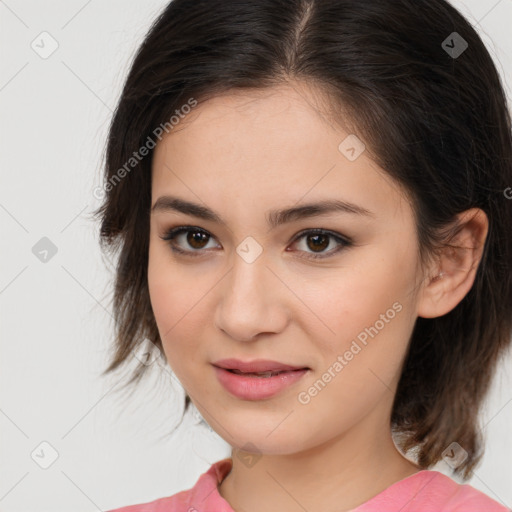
[94, 0, 512, 510]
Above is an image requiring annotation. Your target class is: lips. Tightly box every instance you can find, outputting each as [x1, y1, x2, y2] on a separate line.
[212, 358, 309, 374]
[213, 364, 310, 400]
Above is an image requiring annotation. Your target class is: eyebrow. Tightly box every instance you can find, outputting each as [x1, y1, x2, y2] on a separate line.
[151, 195, 375, 229]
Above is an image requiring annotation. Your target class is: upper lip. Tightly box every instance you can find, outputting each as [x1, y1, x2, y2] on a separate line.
[212, 358, 309, 373]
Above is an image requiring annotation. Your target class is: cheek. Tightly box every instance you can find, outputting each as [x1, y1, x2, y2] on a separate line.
[292, 270, 414, 437]
[307, 271, 401, 335]
[147, 246, 204, 365]
[300, 241, 417, 371]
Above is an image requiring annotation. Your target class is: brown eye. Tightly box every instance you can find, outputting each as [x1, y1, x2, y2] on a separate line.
[305, 233, 330, 252]
[289, 229, 352, 260]
[186, 230, 210, 249]
[160, 226, 220, 256]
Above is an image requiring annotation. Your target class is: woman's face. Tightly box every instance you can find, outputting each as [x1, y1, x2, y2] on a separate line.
[148, 82, 426, 454]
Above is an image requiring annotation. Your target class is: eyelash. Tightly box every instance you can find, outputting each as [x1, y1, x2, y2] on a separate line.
[159, 226, 352, 260]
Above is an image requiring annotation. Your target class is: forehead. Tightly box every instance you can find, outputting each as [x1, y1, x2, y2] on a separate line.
[150, 83, 410, 225]
[155, 82, 344, 156]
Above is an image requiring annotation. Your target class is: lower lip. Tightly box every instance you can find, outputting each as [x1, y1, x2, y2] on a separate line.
[213, 366, 309, 400]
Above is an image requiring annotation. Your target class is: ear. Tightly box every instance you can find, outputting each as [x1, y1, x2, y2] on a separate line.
[417, 208, 489, 319]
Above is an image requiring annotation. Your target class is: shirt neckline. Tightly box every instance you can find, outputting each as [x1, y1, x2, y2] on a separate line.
[205, 457, 442, 512]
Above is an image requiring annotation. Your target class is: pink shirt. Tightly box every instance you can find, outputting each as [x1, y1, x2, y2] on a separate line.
[107, 457, 510, 512]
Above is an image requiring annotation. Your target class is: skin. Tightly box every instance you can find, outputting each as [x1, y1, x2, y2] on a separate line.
[147, 81, 488, 512]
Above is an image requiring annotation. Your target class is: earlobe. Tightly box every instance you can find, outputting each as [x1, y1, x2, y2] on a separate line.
[416, 208, 489, 319]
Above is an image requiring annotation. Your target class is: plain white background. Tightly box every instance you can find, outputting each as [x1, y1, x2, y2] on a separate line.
[1, 1, 511, 511]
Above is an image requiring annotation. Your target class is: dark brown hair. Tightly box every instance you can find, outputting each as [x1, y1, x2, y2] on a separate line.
[92, 0, 512, 479]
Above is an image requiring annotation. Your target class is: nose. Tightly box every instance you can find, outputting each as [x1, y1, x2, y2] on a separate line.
[214, 252, 289, 342]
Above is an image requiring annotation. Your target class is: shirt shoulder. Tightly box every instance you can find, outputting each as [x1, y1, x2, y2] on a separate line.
[440, 475, 510, 512]
[104, 487, 192, 512]
[105, 457, 234, 512]
[352, 470, 510, 512]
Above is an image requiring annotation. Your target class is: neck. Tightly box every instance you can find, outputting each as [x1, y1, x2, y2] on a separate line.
[218, 410, 420, 512]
